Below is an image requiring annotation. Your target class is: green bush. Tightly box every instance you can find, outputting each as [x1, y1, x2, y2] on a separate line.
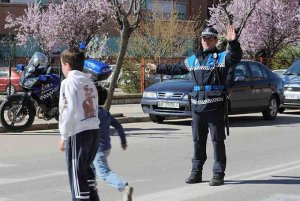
[119, 60, 141, 94]
[272, 46, 300, 69]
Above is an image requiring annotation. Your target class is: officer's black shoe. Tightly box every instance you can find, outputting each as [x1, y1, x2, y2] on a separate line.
[185, 173, 202, 184]
[209, 175, 224, 186]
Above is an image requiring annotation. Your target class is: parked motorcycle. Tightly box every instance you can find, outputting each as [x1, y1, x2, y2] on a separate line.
[0, 51, 112, 132]
[0, 52, 60, 132]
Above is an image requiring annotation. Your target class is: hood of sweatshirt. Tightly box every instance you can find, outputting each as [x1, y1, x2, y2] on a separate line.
[66, 70, 92, 87]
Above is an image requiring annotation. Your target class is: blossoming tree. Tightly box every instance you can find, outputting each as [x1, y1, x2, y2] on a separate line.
[5, 0, 111, 54]
[239, 0, 300, 64]
[208, 0, 300, 66]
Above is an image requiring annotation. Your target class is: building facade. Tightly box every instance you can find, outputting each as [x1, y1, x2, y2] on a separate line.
[0, 0, 218, 57]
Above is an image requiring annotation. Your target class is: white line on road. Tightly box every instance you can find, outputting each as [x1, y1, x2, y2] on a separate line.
[0, 163, 16, 168]
[259, 194, 300, 201]
[132, 160, 300, 201]
[0, 171, 67, 185]
[227, 160, 300, 180]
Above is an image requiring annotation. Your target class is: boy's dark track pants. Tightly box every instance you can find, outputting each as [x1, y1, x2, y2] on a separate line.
[66, 129, 100, 201]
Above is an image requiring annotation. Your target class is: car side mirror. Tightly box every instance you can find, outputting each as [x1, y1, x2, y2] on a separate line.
[17, 64, 25, 71]
[235, 75, 246, 82]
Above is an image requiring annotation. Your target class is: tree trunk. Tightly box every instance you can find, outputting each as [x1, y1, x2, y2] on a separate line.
[104, 21, 131, 111]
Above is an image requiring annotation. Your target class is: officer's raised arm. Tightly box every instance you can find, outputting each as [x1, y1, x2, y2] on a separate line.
[225, 25, 243, 67]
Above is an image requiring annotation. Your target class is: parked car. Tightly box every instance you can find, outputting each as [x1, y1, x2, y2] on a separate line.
[280, 59, 300, 112]
[0, 67, 23, 94]
[141, 60, 284, 123]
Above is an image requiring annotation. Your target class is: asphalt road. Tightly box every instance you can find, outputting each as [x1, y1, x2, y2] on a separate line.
[0, 111, 300, 201]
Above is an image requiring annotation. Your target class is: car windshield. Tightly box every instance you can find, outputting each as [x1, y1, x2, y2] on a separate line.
[170, 73, 192, 80]
[284, 60, 300, 75]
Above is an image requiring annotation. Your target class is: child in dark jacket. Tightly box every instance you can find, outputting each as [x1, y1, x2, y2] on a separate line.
[93, 85, 133, 201]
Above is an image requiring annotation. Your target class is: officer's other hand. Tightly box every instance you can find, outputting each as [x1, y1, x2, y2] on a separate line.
[225, 25, 237, 42]
[146, 63, 157, 74]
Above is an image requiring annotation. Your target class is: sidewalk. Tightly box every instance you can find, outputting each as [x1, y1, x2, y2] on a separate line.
[0, 103, 149, 133]
[0, 88, 148, 132]
[0, 88, 142, 105]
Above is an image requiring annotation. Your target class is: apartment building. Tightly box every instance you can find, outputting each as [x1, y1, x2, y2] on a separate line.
[0, 0, 218, 57]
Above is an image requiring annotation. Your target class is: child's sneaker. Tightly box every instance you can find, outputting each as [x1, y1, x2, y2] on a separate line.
[122, 184, 133, 201]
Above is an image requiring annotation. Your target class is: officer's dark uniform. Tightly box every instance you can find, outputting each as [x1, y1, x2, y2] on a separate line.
[156, 27, 242, 186]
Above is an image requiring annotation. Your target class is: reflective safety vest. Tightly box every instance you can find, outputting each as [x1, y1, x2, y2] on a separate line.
[184, 51, 227, 70]
[184, 51, 228, 108]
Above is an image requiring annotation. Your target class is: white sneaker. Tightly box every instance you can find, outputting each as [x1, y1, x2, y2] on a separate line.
[122, 185, 133, 201]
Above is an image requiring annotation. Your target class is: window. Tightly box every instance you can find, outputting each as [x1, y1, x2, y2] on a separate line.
[258, 64, 269, 79]
[249, 62, 264, 80]
[146, 0, 188, 20]
[0, 0, 10, 2]
[235, 63, 250, 81]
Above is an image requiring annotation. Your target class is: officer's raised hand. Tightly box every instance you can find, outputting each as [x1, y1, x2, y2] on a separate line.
[146, 63, 157, 74]
[225, 25, 237, 41]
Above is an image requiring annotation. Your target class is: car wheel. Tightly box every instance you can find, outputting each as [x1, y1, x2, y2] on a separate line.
[278, 107, 285, 113]
[149, 114, 165, 123]
[5, 85, 16, 95]
[262, 96, 278, 120]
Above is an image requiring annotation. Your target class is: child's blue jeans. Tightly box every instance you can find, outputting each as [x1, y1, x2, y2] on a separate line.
[93, 149, 127, 191]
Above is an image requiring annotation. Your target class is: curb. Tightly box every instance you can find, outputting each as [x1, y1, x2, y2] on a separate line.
[0, 116, 150, 133]
[0, 94, 142, 105]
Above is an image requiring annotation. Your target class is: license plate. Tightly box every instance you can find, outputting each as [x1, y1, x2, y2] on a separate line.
[158, 101, 180, 108]
[285, 93, 300, 100]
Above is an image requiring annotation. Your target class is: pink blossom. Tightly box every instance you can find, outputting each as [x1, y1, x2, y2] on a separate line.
[5, 0, 112, 54]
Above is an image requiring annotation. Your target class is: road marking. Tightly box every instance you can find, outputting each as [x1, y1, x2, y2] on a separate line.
[228, 160, 300, 180]
[132, 160, 300, 201]
[0, 171, 67, 185]
[259, 194, 300, 201]
[0, 163, 16, 168]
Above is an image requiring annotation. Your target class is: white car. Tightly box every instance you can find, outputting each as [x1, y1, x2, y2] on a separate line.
[281, 61, 300, 112]
[273, 69, 287, 77]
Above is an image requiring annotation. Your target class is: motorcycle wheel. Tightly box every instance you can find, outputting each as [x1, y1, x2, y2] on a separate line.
[0, 95, 36, 132]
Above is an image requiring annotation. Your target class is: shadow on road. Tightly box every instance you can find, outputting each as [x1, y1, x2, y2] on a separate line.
[148, 112, 300, 128]
[122, 127, 181, 133]
[0, 130, 59, 136]
[226, 175, 300, 185]
[113, 128, 180, 137]
[229, 114, 300, 127]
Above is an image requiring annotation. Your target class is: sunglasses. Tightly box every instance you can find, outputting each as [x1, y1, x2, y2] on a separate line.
[202, 36, 216, 40]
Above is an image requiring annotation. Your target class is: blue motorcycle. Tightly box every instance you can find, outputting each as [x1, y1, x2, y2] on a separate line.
[0, 52, 61, 132]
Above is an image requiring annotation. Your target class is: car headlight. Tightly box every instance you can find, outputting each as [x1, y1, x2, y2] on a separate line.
[284, 86, 292, 91]
[183, 94, 189, 100]
[143, 91, 157, 98]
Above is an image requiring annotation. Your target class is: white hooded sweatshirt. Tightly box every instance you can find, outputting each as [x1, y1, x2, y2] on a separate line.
[59, 70, 100, 140]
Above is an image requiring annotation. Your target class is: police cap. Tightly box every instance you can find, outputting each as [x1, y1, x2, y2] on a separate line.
[201, 27, 218, 38]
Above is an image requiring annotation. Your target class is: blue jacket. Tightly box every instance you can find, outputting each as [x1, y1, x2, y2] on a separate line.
[157, 40, 242, 112]
[98, 107, 126, 152]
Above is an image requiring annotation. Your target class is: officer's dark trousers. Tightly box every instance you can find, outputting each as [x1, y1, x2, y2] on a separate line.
[191, 107, 226, 177]
[66, 129, 101, 201]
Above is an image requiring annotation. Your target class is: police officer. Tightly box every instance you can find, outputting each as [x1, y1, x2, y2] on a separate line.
[147, 25, 242, 186]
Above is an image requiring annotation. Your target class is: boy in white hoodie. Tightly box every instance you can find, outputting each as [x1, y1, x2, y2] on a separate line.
[58, 48, 100, 201]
